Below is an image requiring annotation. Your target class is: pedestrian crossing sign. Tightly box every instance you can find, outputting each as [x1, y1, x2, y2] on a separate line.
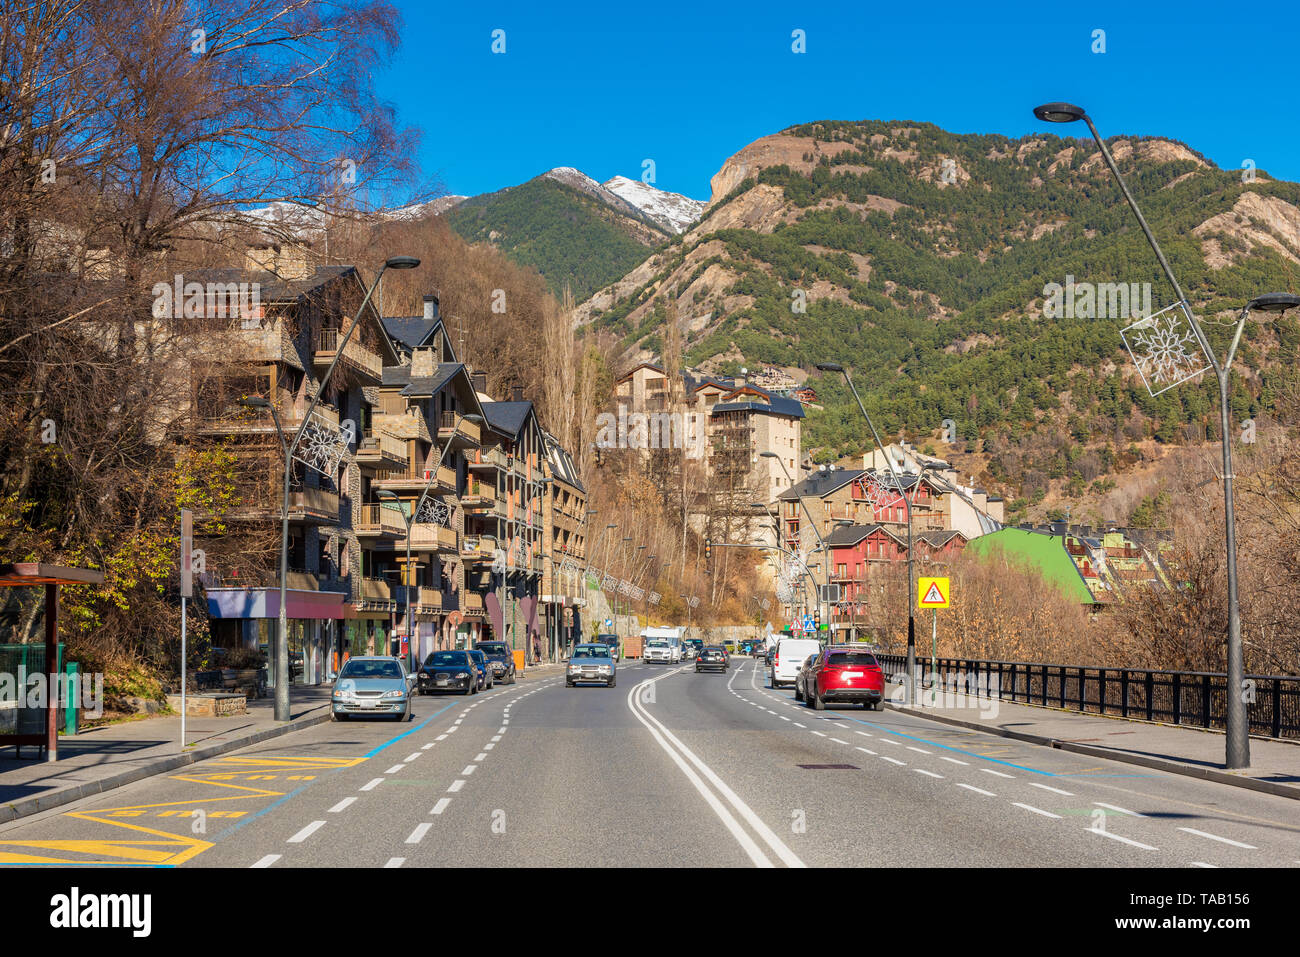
[917, 576, 950, 609]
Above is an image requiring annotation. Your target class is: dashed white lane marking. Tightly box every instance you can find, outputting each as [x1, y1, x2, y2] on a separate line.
[431, 798, 451, 815]
[957, 784, 996, 796]
[360, 778, 384, 791]
[491, 735, 502, 742]
[406, 823, 433, 844]
[1029, 782, 1074, 796]
[1088, 828, 1158, 850]
[878, 738, 901, 746]
[856, 746, 877, 756]
[329, 797, 356, 813]
[1177, 828, 1256, 850]
[779, 716, 791, 721]
[498, 726, 507, 733]
[915, 769, 944, 779]
[436, 734, 448, 741]
[881, 756, 906, 766]
[454, 718, 463, 725]
[251, 854, 280, 868]
[474, 752, 488, 761]
[448, 780, 465, 792]
[386, 765, 406, 774]
[462, 765, 477, 776]
[811, 731, 827, 738]
[483, 743, 495, 750]
[446, 726, 458, 733]
[855, 731, 873, 739]
[830, 738, 848, 745]
[404, 752, 421, 762]
[906, 746, 932, 755]
[422, 742, 436, 750]
[940, 756, 968, 765]
[982, 768, 1014, 779]
[1012, 803, 1061, 819]
[1094, 802, 1145, 818]
[793, 722, 806, 729]
[384, 857, 405, 868]
[287, 821, 326, 843]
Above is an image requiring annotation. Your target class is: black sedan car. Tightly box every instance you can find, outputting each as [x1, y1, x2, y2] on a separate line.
[417, 650, 478, 696]
[475, 640, 516, 684]
[695, 645, 728, 673]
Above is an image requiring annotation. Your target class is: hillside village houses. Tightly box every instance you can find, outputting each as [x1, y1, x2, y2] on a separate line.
[194, 246, 586, 688]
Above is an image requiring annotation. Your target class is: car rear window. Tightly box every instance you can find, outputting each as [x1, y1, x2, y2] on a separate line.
[827, 653, 879, 667]
[425, 652, 467, 666]
[477, 643, 508, 655]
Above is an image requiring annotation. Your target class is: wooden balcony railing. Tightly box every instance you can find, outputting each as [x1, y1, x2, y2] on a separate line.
[315, 328, 382, 381]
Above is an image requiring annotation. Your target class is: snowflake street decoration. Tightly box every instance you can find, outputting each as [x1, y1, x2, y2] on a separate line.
[416, 498, 449, 527]
[1120, 302, 1210, 397]
[560, 557, 580, 576]
[775, 579, 794, 605]
[602, 574, 618, 591]
[648, 591, 661, 605]
[687, 596, 700, 609]
[760, 598, 770, 611]
[294, 411, 349, 476]
[491, 548, 506, 573]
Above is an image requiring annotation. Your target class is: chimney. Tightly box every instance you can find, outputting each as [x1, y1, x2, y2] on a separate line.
[510, 385, 525, 402]
[423, 294, 438, 321]
[471, 372, 487, 394]
[411, 346, 435, 378]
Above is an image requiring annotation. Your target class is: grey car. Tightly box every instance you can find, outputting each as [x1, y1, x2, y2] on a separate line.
[331, 656, 412, 721]
[566, 643, 617, 687]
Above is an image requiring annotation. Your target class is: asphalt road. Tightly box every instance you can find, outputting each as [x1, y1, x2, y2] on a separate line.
[2, 658, 1298, 868]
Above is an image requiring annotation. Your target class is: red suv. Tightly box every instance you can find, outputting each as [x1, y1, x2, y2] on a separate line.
[799, 647, 884, 711]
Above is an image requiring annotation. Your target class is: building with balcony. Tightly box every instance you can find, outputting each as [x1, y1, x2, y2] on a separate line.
[540, 431, 588, 658]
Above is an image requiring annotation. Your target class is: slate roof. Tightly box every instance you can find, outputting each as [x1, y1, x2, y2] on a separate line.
[778, 468, 865, 502]
[481, 400, 534, 438]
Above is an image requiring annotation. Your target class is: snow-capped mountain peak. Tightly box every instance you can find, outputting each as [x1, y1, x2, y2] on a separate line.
[602, 175, 707, 235]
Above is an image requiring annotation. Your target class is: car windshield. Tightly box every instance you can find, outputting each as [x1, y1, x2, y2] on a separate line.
[572, 646, 607, 658]
[702, 647, 723, 654]
[340, 660, 402, 679]
[647, 640, 668, 647]
[477, 643, 508, 655]
[424, 652, 467, 666]
[828, 653, 879, 666]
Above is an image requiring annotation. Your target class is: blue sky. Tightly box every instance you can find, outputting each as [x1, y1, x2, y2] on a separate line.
[378, 0, 1300, 201]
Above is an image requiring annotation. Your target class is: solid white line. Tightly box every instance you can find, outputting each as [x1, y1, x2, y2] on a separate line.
[359, 778, 384, 791]
[404, 752, 421, 762]
[462, 765, 477, 775]
[448, 780, 465, 792]
[881, 756, 906, 765]
[475, 752, 488, 761]
[251, 854, 280, 868]
[915, 769, 944, 779]
[1087, 827, 1158, 851]
[628, 674, 802, 868]
[384, 857, 405, 868]
[1012, 803, 1061, 819]
[856, 746, 877, 755]
[1094, 802, 1145, 818]
[287, 820, 326, 843]
[328, 797, 356, 813]
[386, 765, 406, 774]
[406, 823, 433, 844]
[982, 768, 1014, 779]
[957, 784, 996, 796]
[1029, 782, 1074, 796]
[431, 798, 451, 815]
[1177, 827, 1256, 849]
[940, 757, 969, 765]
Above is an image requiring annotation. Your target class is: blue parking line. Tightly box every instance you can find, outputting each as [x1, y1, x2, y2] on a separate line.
[826, 712, 1058, 775]
[211, 782, 313, 841]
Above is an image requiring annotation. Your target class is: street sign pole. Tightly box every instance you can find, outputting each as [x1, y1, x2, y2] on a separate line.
[930, 607, 937, 706]
[180, 509, 192, 753]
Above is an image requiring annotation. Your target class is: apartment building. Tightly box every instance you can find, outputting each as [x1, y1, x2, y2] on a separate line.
[540, 432, 588, 658]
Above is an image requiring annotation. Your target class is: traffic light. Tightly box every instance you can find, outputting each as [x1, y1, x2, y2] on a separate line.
[704, 538, 712, 575]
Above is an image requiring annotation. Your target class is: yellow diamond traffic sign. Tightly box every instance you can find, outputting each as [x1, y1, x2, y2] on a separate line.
[917, 576, 950, 609]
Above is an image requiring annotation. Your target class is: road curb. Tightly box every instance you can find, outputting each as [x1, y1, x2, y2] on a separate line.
[885, 700, 1300, 802]
[0, 707, 332, 827]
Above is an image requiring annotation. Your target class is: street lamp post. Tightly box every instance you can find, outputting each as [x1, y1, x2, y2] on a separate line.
[760, 452, 831, 630]
[1032, 101, 1300, 769]
[816, 361, 920, 702]
[242, 255, 419, 722]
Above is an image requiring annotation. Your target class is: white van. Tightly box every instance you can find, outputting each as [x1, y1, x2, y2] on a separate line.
[642, 626, 684, 664]
[770, 637, 821, 689]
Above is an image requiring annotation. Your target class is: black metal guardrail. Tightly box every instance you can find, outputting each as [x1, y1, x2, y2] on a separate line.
[875, 653, 1300, 740]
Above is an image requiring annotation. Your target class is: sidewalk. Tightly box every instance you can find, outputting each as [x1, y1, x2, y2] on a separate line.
[0, 686, 335, 826]
[885, 681, 1300, 800]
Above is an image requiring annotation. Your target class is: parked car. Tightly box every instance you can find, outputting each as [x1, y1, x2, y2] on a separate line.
[332, 656, 411, 720]
[468, 648, 493, 690]
[567, 643, 617, 687]
[770, 637, 821, 689]
[596, 633, 622, 661]
[695, 645, 728, 673]
[416, 650, 477, 696]
[792, 653, 820, 703]
[799, 646, 885, 710]
[683, 638, 704, 660]
[475, 640, 516, 684]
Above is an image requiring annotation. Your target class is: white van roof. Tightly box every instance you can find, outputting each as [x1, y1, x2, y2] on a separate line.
[642, 626, 683, 639]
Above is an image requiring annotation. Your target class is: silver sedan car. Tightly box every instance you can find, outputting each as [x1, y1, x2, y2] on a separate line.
[331, 656, 412, 720]
[566, 643, 617, 688]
